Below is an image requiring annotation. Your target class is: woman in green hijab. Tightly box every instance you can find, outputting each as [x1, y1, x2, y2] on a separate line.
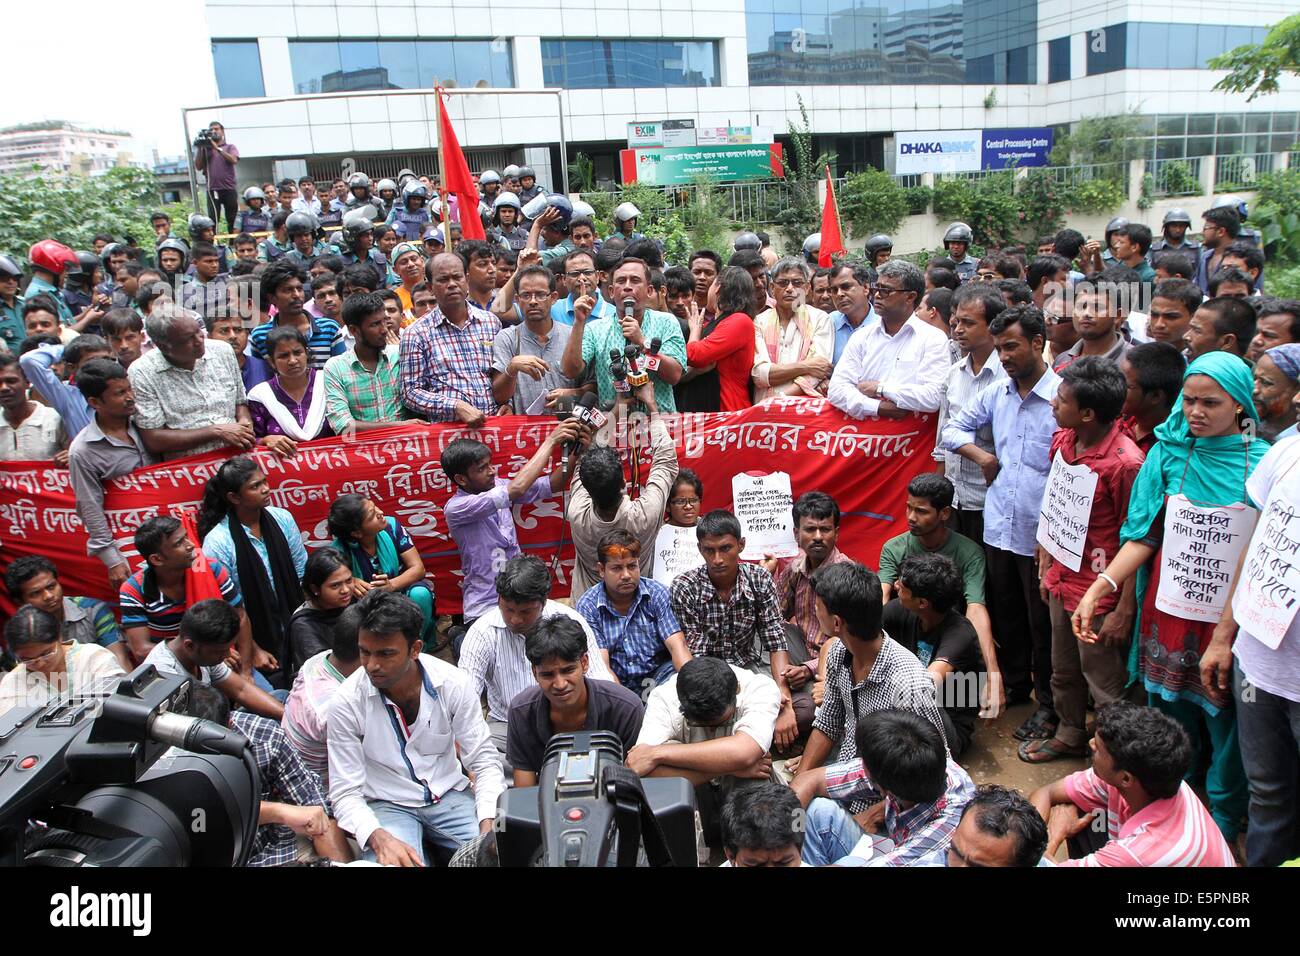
[1073, 352, 1266, 844]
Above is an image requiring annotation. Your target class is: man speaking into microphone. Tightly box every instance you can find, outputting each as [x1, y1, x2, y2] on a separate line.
[560, 257, 687, 412]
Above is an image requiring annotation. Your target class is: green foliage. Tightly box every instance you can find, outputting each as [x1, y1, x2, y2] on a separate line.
[1069, 177, 1127, 214]
[931, 173, 1021, 249]
[1210, 13, 1300, 101]
[1271, 264, 1300, 298]
[675, 175, 733, 257]
[775, 96, 836, 253]
[1138, 173, 1155, 211]
[568, 152, 597, 193]
[1018, 170, 1069, 239]
[903, 185, 933, 216]
[0, 166, 164, 259]
[838, 167, 909, 237]
[1252, 164, 1300, 266]
[931, 178, 971, 221]
[1156, 160, 1202, 197]
[1049, 111, 1148, 167]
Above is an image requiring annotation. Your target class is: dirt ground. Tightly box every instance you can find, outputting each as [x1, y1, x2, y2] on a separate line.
[961, 700, 1090, 792]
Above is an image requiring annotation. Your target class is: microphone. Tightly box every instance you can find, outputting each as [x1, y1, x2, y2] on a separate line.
[571, 391, 608, 431]
[645, 336, 663, 373]
[610, 349, 630, 395]
[624, 343, 649, 387]
[622, 297, 636, 319]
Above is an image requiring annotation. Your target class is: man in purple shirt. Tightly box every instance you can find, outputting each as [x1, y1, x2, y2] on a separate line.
[440, 418, 590, 638]
[194, 121, 241, 233]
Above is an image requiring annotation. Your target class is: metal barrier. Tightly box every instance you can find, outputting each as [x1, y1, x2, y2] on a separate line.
[1214, 153, 1275, 187]
[1149, 157, 1204, 197]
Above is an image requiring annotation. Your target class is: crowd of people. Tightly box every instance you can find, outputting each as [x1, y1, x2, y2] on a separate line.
[1, 127, 1298, 869]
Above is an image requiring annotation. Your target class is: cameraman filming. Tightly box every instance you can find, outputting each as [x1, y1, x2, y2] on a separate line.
[194, 121, 241, 234]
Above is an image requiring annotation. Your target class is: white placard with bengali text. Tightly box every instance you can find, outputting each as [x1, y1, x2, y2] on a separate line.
[1035, 451, 1098, 573]
[1232, 487, 1299, 650]
[733, 471, 799, 561]
[1156, 495, 1255, 623]
[652, 523, 706, 586]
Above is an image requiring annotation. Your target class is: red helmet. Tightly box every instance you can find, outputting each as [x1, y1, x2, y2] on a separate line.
[28, 239, 78, 276]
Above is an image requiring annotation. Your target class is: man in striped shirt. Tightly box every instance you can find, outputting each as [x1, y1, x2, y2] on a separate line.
[249, 258, 346, 372]
[118, 515, 252, 668]
[400, 253, 500, 426]
[324, 292, 407, 436]
[1031, 701, 1236, 867]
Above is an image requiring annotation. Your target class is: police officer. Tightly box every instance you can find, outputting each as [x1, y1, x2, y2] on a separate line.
[25, 240, 78, 325]
[186, 214, 233, 274]
[517, 165, 544, 204]
[864, 234, 893, 268]
[0, 254, 25, 351]
[942, 222, 976, 281]
[491, 192, 529, 251]
[156, 238, 194, 289]
[387, 180, 434, 241]
[1146, 207, 1200, 269]
[235, 187, 272, 234]
[374, 178, 399, 219]
[63, 251, 101, 316]
[333, 210, 388, 282]
[609, 202, 645, 243]
[344, 173, 383, 221]
[733, 231, 762, 254]
[502, 164, 522, 196]
[802, 233, 821, 266]
[285, 212, 328, 269]
[255, 211, 292, 265]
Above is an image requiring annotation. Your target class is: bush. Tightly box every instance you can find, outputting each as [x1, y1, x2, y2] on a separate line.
[838, 167, 910, 237]
[1271, 264, 1300, 299]
[0, 165, 164, 259]
[932, 173, 1019, 248]
[1018, 170, 1069, 239]
[1069, 177, 1127, 215]
[903, 185, 933, 216]
[1253, 165, 1300, 267]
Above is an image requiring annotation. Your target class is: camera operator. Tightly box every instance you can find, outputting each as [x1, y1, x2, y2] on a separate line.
[194, 121, 241, 234]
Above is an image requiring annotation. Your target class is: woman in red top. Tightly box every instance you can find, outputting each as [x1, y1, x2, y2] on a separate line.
[684, 266, 757, 412]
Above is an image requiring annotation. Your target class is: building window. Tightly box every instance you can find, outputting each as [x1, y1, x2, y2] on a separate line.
[1048, 36, 1070, 82]
[541, 39, 720, 89]
[1086, 24, 1126, 75]
[288, 39, 513, 94]
[1006, 45, 1033, 85]
[212, 41, 266, 99]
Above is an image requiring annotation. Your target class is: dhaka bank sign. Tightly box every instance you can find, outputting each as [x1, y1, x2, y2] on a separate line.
[895, 127, 1053, 175]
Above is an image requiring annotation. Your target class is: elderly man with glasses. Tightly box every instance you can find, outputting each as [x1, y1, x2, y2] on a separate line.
[751, 258, 834, 402]
[828, 259, 952, 420]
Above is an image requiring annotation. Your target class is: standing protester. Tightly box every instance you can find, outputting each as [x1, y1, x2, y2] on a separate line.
[683, 266, 757, 413]
[826, 262, 877, 365]
[0, 353, 66, 463]
[1196, 206, 1241, 295]
[324, 291, 406, 434]
[1252, 345, 1300, 443]
[193, 121, 241, 234]
[1074, 352, 1266, 844]
[752, 258, 833, 403]
[490, 264, 583, 415]
[1120, 342, 1184, 453]
[942, 305, 1061, 741]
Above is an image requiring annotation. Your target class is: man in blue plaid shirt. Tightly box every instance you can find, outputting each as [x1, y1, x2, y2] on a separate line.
[400, 253, 501, 426]
[575, 529, 693, 698]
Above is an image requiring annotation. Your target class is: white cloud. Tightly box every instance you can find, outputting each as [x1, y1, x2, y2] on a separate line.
[0, 0, 216, 159]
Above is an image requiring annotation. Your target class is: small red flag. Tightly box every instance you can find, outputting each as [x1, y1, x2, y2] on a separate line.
[818, 165, 845, 268]
[436, 87, 485, 240]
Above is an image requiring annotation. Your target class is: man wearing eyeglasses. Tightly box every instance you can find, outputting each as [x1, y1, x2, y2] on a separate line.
[549, 249, 615, 327]
[828, 259, 951, 420]
[491, 262, 588, 415]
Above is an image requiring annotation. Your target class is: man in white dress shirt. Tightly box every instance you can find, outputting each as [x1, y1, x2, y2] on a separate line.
[457, 555, 615, 773]
[828, 259, 951, 419]
[328, 590, 505, 867]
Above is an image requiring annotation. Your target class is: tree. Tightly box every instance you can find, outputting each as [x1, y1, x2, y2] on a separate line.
[775, 95, 836, 254]
[838, 167, 909, 238]
[0, 166, 163, 259]
[1210, 14, 1300, 101]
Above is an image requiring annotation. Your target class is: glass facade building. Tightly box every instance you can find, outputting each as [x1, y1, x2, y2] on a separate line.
[541, 40, 720, 89]
[211, 41, 266, 99]
[285, 39, 512, 94]
[1086, 23, 1270, 75]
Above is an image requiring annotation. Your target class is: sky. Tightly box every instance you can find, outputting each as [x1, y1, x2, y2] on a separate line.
[0, 0, 216, 158]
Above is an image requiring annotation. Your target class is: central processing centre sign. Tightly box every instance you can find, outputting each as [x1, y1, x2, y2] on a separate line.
[895, 127, 1054, 175]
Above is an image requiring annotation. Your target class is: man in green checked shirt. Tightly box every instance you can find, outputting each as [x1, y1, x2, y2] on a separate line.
[560, 257, 686, 412]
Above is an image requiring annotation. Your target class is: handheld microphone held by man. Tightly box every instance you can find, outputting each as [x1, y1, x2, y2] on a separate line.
[561, 393, 605, 471]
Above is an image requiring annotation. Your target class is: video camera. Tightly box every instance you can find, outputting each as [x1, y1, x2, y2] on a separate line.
[0, 666, 260, 867]
[495, 731, 697, 867]
[193, 128, 215, 150]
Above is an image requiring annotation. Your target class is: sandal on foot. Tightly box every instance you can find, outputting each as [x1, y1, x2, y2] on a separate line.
[1017, 737, 1087, 763]
[1013, 707, 1059, 741]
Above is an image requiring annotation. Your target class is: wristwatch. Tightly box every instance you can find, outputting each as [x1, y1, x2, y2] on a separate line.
[874, 382, 885, 399]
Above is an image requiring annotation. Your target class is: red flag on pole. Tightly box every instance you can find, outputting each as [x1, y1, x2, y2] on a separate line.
[818, 165, 845, 268]
[436, 87, 486, 240]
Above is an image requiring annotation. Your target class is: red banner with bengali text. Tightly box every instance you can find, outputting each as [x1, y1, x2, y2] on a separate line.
[0, 399, 937, 620]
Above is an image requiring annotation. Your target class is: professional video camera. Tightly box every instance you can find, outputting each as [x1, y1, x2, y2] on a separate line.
[193, 128, 214, 150]
[0, 667, 260, 867]
[495, 731, 697, 867]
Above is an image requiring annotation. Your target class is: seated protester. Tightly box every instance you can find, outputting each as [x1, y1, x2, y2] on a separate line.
[340, 261, 381, 297]
[119, 515, 249, 665]
[0, 606, 125, 714]
[568, 385, 679, 596]
[1208, 267, 1254, 300]
[144, 599, 285, 720]
[440, 419, 586, 625]
[628, 657, 781, 848]
[249, 258, 346, 373]
[490, 264, 585, 415]
[221, 276, 271, 392]
[1027, 357, 1145, 764]
[946, 785, 1049, 867]
[247, 326, 333, 448]
[1120, 341, 1184, 453]
[506, 615, 646, 787]
[683, 265, 759, 413]
[670, 510, 802, 752]
[0, 352, 67, 462]
[328, 591, 506, 866]
[305, 272, 342, 322]
[289, 547, 355, 675]
[1183, 295, 1256, 361]
[719, 782, 808, 867]
[574, 529, 692, 693]
[324, 291, 407, 435]
[795, 562, 948, 811]
[794, 709, 975, 867]
[328, 493, 436, 644]
[877, 474, 1002, 713]
[459, 556, 614, 770]
[188, 683, 351, 866]
[199, 456, 308, 688]
[4, 555, 130, 671]
[760, 492, 853, 710]
[231, 233, 259, 264]
[101, 307, 146, 368]
[18, 332, 110, 439]
[283, 603, 363, 787]
[884, 554, 984, 758]
[1030, 701, 1235, 867]
[654, 469, 708, 586]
